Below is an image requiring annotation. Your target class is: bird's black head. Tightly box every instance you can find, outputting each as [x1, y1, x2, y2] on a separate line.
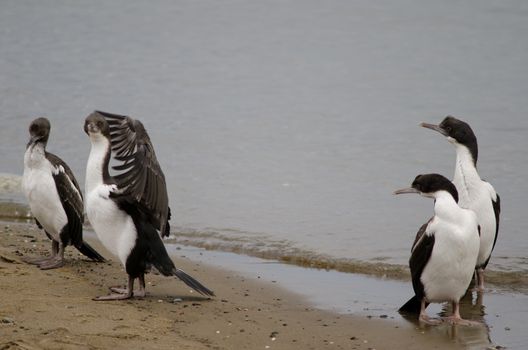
[394, 173, 458, 203]
[421, 116, 478, 165]
[27, 117, 51, 148]
[84, 112, 111, 138]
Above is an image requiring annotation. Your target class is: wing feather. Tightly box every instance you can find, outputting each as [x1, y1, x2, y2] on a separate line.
[483, 193, 501, 268]
[46, 152, 84, 246]
[95, 111, 171, 237]
[411, 218, 432, 252]
[409, 225, 435, 300]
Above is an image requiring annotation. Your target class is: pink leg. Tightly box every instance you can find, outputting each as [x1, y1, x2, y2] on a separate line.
[419, 298, 441, 325]
[476, 268, 485, 292]
[94, 276, 134, 301]
[136, 274, 146, 298]
[442, 302, 481, 326]
[22, 240, 59, 265]
[38, 242, 65, 270]
[109, 274, 146, 298]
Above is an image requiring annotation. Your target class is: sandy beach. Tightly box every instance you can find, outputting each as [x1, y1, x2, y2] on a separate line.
[0, 221, 468, 350]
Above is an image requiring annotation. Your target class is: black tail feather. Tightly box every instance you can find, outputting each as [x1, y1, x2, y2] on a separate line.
[398, 295, 421, 314]
[173, 268, 215, 297]
[75, 241, 106, 262]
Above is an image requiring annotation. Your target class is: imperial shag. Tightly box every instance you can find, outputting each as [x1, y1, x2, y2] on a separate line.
[421, 116, 500, 291]
[22, 117, 105, 269]
[84, 111, 213, 300]
[395, 174, 480, 325]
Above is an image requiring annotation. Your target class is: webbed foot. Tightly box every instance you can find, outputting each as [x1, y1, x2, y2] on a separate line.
[38, 257, 65, 270]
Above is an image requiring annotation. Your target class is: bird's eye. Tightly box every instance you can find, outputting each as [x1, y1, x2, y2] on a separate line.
[445, 126, 452, 132]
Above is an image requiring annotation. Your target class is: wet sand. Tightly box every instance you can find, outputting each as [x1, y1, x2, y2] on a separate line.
[0, 221, 465, 350]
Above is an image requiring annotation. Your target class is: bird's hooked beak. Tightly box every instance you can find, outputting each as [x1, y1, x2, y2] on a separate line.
[26, 134, 45, 148]
[393, 187, 421, 195]
[28, 135, 42, 145]
[420, 122, 449, 137]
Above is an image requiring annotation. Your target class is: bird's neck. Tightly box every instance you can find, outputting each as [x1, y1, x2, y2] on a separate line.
[453, 144, 481, 201]
[86, 135, 112, 194]
[433, 191, 462, 223]
[24, 142, 47, 169]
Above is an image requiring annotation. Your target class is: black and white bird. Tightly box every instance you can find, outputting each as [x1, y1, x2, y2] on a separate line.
[84, 111, 214, 300]
[421, 116, 500, 291]
[395, 174, 480, 325]
[22, 117, 105, 269]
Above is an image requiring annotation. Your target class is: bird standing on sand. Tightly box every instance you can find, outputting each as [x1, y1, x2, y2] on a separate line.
[84, 111, 214, 300]
[421, 116, 500, 291]
[22, 117, 105, 269]
[395, 174, 480, 325]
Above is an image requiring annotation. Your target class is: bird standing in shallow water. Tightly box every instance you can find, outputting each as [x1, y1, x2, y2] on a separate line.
[84, 111, 214, 300]
[395, 174, 480, 325]
[421, 116, 500, 291]
[22, 117, 105, 269]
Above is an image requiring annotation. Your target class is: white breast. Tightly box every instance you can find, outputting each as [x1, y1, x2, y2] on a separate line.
[453, 145, 498, 267]
[85, 184, 137, 267]
[421, 204, 479, 303]
[22, 146, 67, 241]
[456, 184, 497, 267]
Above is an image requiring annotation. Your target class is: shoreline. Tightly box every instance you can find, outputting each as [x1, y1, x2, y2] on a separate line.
[0, 221, 470, 350]
[1, 198, 526, 296]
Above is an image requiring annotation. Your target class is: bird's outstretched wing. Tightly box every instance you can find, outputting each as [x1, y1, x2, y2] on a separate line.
[96, 110, 171, 237]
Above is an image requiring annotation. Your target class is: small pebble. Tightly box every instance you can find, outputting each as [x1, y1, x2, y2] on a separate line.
[1, 317, 14, 324]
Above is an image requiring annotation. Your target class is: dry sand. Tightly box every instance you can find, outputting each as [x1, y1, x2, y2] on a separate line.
[0, 221, 462, 350]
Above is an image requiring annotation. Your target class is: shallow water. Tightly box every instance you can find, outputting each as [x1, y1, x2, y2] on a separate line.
[1, 1, 527, 286]
[174, 244, 528, 350]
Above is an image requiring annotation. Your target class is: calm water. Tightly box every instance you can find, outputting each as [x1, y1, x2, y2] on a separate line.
[1, 1, 527, 282]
